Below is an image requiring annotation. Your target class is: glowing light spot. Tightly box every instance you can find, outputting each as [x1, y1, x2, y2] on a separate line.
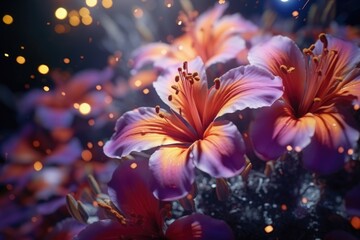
[292, 11, 299, 17]
[351, 216, 360, 230]
[16, 56, 26, 64]
[97, 141, 104, 147]
[301, 197, 308, 204]
[109, 113, 114, 119]
[133, 8, 144, 18]
[96, 85, 102, 90]
[3, 14, 13, 25]
[4, 53, 9, 57]
[81, 15, 93, 25]
[294, 146, 302, 152]
[69, 15, 80, 27]
[348, 148, 354, 155]
[286, 145, 293, 151]
[54, 24, 66, 34]
[143, 88, 150, 94]
[354, 104, 360, 111]
[88, 119, 95, 126]
[134, 80, 142, 88]
[164, 0, 173, 8]
[61, 91, 66, 96]
[86, 0, 97, 7]
[79, 7, 90, 17]
[81, 150, 92, 161]
[38, 64, 49, 74]
[280, 0, 289, 2]
[218, 0, 226, 4]
[87, 142, 93, 149]
[46, 149, 52, 154]
[178, 45, 184, 51]
[281, 204, 287, 211]
[104, 96, 112, 104]
[79, 103, 91, 115]
[33, 161, 43, 171]
[130, 162, 138, 169]
[63, 58, 70, 64]
[177, 20, 182, 25]
[55, 7, 68, 20]
[338, 146, 344, 153]
[43, 86, 50, 92]
[102, 0, 113, 8]
[264, 225, 274, 233]
[73, 103, 80, 109]
[32, 140, 40, 147]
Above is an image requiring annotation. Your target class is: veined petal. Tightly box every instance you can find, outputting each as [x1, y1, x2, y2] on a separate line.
[302, 111, 359, 174]
[149, 146, 195, 201]
[108, 159, 163, 234]
[338, 68, 360, 105]
[205, 36, 246, 68]
[153, 57, 208, 132]
[76, 219, 153, 240]
[130, 42, 172, 70]
[205, 65, 282, 124]
[192, 121, 246, 178]
[103, 107, 194, 158]
[313, 34, 360, 77]
[250, 101, 316, 160]
[165, 213, 235, 240]
[248, 35, 306, 108]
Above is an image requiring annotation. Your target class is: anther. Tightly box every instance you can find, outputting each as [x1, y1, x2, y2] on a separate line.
[319, 33, 328, 49]
[334, 76, 343, 81]
[309, 44, 315, 51]
[192, 72, 198, 77]
[313, 97, 321, 102]
[171, 85, 180, 94]
[280, 65, 288, 74]
[287, 67, 295, 73]
[302, 48, 312, 55]
[155, 105, 160, 114]
[312, 56, 319, 64]
[175, 75, 180, 82]
[317, 70, 322, 76]
[158, 113, 165, 118]
[214, 78, 220, 90]
[183, 61, 188, 71]
[168, 95, 173, 101]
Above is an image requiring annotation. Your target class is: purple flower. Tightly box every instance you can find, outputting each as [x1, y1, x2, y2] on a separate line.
[248, 33, 360, 174]
[76, 158, 235, 240]
[104, 57, 282, 200]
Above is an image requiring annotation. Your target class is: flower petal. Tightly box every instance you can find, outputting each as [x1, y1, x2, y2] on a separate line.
[103, 107, 194, 158]
[345, 184, 360, 216]
[76, 219, 151, 240]
[205, 65, 282, 125]
[192, 120, 246, 178]
[45, 138, 82, 165]
[153, 57, 208, 132]
[165, 213, 234, 240]
[250, 101, 316, 160]
[301, 111, 359, 174]
[36, 106, 74, 130]
[149, 146, 195, 201]
[108, 158, 163, 234]
[131, 42, 172, 70]
[248, 35, 306, 109]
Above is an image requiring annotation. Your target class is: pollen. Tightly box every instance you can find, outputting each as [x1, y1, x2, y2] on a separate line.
[155, 105, 160, 114]
[214, 78, 220, 90]
[313, 97, 321, 102]
[168, 95, 173, 101]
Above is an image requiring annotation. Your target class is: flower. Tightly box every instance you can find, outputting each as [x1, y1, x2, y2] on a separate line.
[129, 3, 259, 89]
[75, 158, 235, 240]
[104, 57, 282, 200]
[248, 33, 360, 174]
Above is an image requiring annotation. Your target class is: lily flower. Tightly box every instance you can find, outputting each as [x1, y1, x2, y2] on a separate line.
[75, 159, 235, 240]
[248, 33, 360, 174]
[104, 57, 282, 200]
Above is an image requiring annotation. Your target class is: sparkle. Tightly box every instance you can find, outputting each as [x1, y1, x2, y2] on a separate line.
[143, 88, 150, 94]
[43, 86, 50, 92]
[3, 14, 13, 25]
[33, 161, 43, 171]
[38, 64, 49, 74]
[63, 58, 70, 64]
[102, 0, 113, 8]
[86, 0, 98, 7]
[55, 7, 68, 20]
[264, 225, 274, 233]
[130, 163, 138, 169]
[79, 103, 91, 115]
[16, 56, 26, 64]
[81, 150, 92, 161]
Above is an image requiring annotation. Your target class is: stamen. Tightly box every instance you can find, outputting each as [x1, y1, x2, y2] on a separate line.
[171, 85, 180, 94]
[303, 48, 313, 56]
[155, 105, 160, 114]
[280, 65, 288, 74]
[214, 78, 220, 90]
[313, 97, 321, 102]
[97, 201, 126, 225]
[175, 75, 180, 82]
[309, 44, 315, 51]
[158, 113, 165, 118]
[168, 95, 173, 101]
[287, 67, 295, 73]
[312, 56, 319, 64]
[334, 76, 343, 81]
[319, 33, 328, 49]
[183, 61, 188, 72]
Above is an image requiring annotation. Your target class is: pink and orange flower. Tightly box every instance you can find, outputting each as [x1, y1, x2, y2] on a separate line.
[249, 33, 360, 174]
[104, 57, 282, 200]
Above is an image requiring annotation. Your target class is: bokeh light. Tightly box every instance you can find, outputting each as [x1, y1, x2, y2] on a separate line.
[38, 64, 49, 74]
[79, 102, 91, 115]
[3, 14, 13, 24]
[55, 7, 68, 20]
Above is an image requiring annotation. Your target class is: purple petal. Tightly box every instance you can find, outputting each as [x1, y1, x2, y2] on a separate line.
[165, 213, 234, 240]
[36, 106, 74, 130]
[193, 121, 246, 178]
[250, 101, 316, 160]
[45, 138, 82, 165]
[149, 146, 195, 201]
[108, 158, 163, 232]
[345, 184, 360, 216]
[302, 111, 359, 174]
